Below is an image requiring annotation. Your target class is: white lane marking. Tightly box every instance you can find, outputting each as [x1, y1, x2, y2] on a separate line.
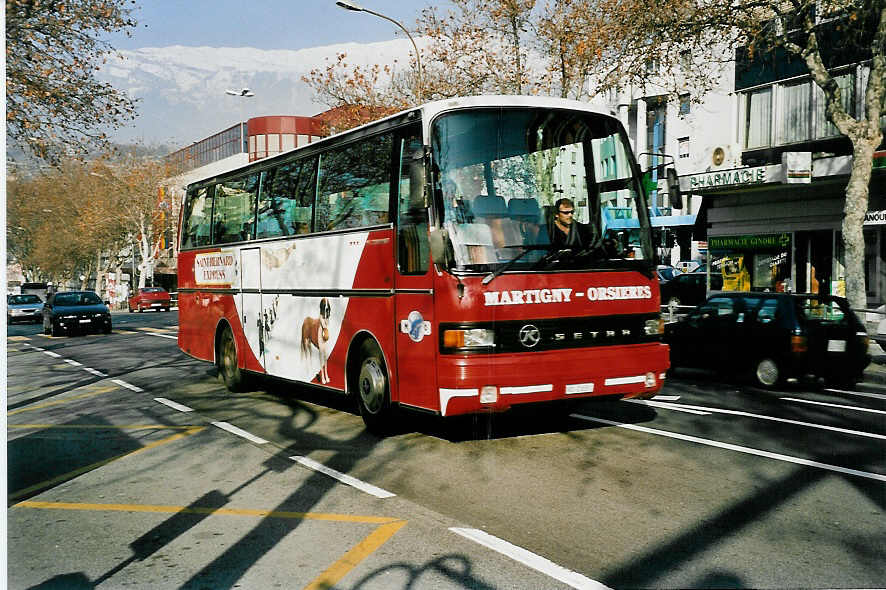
[63, 359, 82, 366]
[289, 455, 396, 499]
[825, 388, 886, 401]
[154, 398, 194, 413]
[625, 399, 710, 415]
[653, 395, 681, 401]
[212, 421, 268, 445]
[781, 397, 886, 415]
[42, 350, 61, 358]
[111, 379, 144, 393]
[450, 527, 610, 590]
[638, 401, 885, 440]
[572, 414, 886, 482]
[31, 346, 44, 351]
[83, 367, 108, 377]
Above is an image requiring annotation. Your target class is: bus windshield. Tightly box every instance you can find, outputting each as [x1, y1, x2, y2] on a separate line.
[432, 108, 652, 272]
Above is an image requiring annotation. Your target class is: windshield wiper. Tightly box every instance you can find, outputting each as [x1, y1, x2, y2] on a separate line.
[482, 245, 550, 285]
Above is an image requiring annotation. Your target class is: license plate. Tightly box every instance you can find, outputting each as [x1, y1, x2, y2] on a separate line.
[828, 339, 846, 352]
[78, 319, 91, 324]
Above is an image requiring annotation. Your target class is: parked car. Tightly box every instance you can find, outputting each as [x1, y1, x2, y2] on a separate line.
[7, 293, 44, 324]
[43, 291, 112, 336]
[660, 271, 723, 307]
[128, 287, 171, 312]
[664, 292, 870, 387]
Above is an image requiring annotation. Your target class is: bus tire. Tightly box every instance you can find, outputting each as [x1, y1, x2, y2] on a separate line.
[355, 340, 395, 435]
[217, 325, 246, 392]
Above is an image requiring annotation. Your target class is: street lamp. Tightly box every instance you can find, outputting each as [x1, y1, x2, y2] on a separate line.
[335, 0, 423, 102]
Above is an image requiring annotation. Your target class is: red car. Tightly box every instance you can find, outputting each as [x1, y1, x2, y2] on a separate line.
[128, 287, 171, 312]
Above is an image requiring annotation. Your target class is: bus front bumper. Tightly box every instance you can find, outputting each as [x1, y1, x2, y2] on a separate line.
[436, 343, 670, 416]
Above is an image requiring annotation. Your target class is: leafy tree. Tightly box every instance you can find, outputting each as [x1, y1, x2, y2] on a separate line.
[6, 0, 139, 163]
[582, 0, 884, 310]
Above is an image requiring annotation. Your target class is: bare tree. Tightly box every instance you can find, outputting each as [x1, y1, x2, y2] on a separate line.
[6, 0, 139, 163]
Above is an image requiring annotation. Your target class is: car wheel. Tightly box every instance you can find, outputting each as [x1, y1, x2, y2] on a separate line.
[217, 325, 246, 392]
[128, 306, 134, 313]
[50, 321, 62, 337]
[354, 340, 395, 435]
[753, 357, 781, 388]
[103, 323, 112, 335]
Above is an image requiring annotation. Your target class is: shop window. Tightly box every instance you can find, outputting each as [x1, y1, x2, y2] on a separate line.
[744, 87, 772, 149]
[679, 94, 691, 116]
[678, 137, 690, 159]
[781, 80, 812, 143]
[815, 71, 855, 138]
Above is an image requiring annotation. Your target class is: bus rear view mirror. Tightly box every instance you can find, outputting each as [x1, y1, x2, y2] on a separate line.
[429, 228, 452, 267]
[666, 168, 683, 210]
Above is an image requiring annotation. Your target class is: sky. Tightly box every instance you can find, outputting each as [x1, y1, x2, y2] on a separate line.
[109, 1, 449, 50]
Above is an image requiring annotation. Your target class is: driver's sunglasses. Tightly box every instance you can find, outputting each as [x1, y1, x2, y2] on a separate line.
[558, 209, 575, 215]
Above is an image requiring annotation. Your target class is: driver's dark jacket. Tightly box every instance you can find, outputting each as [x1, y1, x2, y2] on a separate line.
[549, 220, 593, 249]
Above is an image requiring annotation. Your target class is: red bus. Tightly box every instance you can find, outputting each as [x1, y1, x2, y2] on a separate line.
[177, 95, 671, 433]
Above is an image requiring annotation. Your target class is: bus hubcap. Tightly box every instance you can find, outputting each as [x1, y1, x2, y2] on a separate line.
[359, 359, 386, 414]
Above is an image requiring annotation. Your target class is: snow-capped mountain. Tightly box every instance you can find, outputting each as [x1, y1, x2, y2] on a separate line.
[99, 38, 416, 146]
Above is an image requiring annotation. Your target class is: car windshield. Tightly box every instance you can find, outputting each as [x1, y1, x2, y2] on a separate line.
[9, 295, 41, 304]
[432, 107, 652, 272]
[54, 292, 102, 306]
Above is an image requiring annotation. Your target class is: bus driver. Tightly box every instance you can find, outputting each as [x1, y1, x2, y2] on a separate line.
[549, 198, 593, 249]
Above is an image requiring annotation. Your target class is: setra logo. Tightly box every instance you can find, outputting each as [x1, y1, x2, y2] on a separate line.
[518, 324, 541, 348]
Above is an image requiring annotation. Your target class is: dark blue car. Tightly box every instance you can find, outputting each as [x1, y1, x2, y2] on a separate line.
[42, 291, 112, 336]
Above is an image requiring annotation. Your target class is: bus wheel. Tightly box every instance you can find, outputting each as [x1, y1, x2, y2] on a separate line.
[217, 326, 246, 392]
[356, 341, 394, 434]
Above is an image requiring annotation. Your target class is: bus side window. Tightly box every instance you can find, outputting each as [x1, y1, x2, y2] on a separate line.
[213, 174, 259, 244]
[317, 134, 393, 232]
[258, 157, 317, 238]
[397, 129, 429, 274]
[181, 186, 214, 248]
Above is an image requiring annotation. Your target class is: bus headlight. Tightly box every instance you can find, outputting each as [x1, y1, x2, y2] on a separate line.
[443, 328, 495, 349]
[645, 317, 664, 336]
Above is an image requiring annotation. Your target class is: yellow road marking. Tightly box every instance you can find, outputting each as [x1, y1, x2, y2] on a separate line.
[13, 500, 403, 525]
[8, 336, 30, 341]
[8, 427, 205, 501]
[139, 326, 176, 333]
[115, 329, 138, 334]
[304, 520, 408, 590]
[7, 384, 119, 415]
[8, 424, 196, 430]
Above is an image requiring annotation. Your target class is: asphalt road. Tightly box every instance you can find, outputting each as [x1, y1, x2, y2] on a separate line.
[7, 310, 886, 589]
